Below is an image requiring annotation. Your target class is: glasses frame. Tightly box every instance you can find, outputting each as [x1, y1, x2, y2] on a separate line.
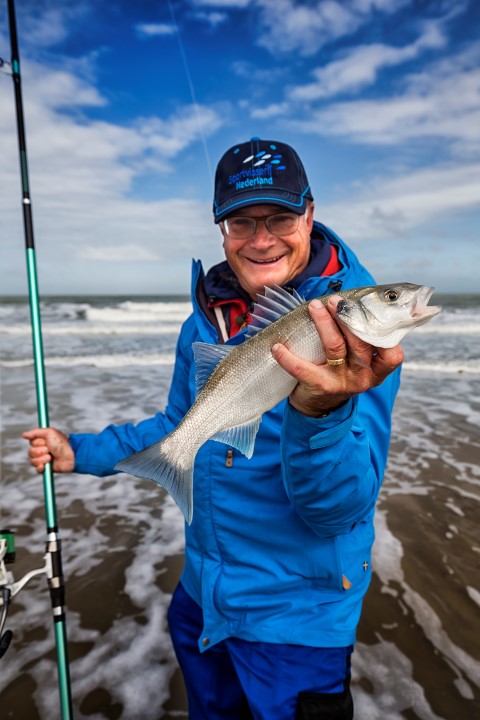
[222, 209, 309, 240]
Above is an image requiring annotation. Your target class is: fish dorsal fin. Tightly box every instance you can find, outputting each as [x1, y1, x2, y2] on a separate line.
[192, 341, 235, 396]
[212, 417, 262, 458]
[246, 284, 305, 338]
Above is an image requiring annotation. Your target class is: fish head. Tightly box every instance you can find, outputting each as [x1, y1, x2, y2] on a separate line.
[335, 283, 442, 348]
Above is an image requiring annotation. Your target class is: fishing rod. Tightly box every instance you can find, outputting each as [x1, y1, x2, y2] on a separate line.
[1, 0, 74, 716]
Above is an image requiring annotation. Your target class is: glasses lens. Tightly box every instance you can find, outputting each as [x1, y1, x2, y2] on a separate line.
[266, 213, 299, 236]
[223, 212, 301, 238]
[224, 217, 256, 238]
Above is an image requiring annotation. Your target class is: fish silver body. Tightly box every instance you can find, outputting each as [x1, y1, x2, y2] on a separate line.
[116, 283, 441, 523]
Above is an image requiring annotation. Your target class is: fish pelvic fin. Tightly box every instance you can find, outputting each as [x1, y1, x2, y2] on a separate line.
[115, 435, 195, 524]
[212, 416, 262, 459]
[247, 284, 306, 339]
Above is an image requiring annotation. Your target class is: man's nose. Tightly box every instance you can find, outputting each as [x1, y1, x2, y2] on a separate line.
[250, 220, 274, 246]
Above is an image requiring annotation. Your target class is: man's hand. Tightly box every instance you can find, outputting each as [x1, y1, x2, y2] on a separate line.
[271, 295, 404, 417]
[22, 427, 75, 474]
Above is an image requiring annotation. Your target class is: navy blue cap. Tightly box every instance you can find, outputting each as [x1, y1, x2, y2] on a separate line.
[213, 138, 313, 223]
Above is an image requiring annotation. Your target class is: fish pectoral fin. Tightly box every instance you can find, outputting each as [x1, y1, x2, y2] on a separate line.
[212, 417, 262, 459]
[192, 341, 235, 396]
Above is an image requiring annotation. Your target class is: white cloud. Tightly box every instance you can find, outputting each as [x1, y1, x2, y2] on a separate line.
[316, 160, 480, 289]
[289, 56, 480, 153]
[18, 5, 88, 48]
[190, 0, 252, 7]
[0, 56, 226, 294]
[136, 23, 176, 38]
[320, 162, 480, 241]
[250, 102, 289, 119]
[254, 0, 410, 57]
[292, 24, 446, 101]
[27, 60, 107, 109]
[192, 11, 228, 27]
[255, 0, 357, 57]
[78, 244, 163, 262]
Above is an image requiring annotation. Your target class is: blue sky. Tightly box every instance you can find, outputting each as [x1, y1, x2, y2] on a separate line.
[0, 0, 479, 295]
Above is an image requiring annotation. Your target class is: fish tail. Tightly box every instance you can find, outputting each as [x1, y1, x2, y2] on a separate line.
[115, 434, 196, 524]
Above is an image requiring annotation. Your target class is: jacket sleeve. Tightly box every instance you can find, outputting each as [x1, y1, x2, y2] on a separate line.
[69, 317, 196, 476]
[280, 368, 401, 537]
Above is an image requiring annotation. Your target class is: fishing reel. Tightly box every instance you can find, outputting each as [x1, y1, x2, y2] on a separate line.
[0, 530, 52, 659]
[0, 57, 12, 75]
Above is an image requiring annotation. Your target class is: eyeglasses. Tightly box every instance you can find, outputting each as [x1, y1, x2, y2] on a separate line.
[222, 210, 306, 240]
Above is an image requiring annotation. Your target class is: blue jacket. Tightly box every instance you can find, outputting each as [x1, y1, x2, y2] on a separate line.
[70, 223, 401, 652]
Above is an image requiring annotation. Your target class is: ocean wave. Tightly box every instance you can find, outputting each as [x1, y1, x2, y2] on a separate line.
[403, 360, 480, 374]
[85, 301, 192, 324]
[415, 322, 480, 335]
[0, 353, 176, 368]
[3, 322, 479, 339]
[3, 356, 478, 374]
[0, 324, 184, 336]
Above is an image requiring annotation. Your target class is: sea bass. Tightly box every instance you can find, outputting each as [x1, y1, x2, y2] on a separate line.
[115, 283, 441, 523]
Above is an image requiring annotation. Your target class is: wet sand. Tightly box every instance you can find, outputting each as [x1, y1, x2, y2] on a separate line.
[2, 465, 479, 719]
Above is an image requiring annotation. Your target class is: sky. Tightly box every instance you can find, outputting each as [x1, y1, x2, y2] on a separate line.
[0, 0, 479, 296]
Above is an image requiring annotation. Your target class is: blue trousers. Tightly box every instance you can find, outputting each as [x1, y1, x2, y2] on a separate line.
[167, 583, 354, 720]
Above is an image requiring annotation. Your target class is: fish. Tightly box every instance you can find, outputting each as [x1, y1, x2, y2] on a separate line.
[115, 283, 441, 524]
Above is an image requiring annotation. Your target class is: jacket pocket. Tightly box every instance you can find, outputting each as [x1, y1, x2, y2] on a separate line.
[336, 519, 375, 591]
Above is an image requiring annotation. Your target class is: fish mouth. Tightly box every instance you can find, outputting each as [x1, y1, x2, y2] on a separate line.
[412, 286, 442, 320]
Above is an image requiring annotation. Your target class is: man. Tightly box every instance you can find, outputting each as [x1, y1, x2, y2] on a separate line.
[24, 138, 403, 719]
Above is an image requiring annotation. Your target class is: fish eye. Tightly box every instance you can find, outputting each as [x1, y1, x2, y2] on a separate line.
[384, 289, 399, 302]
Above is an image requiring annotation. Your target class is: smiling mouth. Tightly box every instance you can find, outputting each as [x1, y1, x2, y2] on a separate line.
[247, 255, 284, 265]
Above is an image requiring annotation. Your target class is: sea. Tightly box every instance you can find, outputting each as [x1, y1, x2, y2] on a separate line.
[0, 293, 479, 719]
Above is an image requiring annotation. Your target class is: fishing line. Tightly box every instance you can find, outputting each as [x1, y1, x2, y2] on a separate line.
[167, 0, 212, 181]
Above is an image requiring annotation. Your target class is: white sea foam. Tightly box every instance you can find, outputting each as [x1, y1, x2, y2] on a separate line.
[353, 642, 446, 720]
[415, 322, 480, 335]
[85, 300, 191, 324]
[466, 586, 480, 608]
[0, 323, 184, 335]
[1, 353, 176, 368]
[402, 360, 480, 374]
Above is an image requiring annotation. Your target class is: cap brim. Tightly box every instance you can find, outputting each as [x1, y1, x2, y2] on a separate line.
[214, 190, 311, 223]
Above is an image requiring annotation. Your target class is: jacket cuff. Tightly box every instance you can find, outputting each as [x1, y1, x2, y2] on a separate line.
[68, 432, 117, 475]
[283, 397, 358, 449]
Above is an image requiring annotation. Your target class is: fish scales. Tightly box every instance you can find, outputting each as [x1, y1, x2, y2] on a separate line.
[188, 302, 322, 437]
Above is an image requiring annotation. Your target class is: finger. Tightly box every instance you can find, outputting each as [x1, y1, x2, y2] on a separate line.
[271, 343, 315, 384]
[371, 345, 404, 381]
[326, 296, 374, 368]
[31, 453, 52, 467]
[22, 428, 50, 440]
[30, 437, 48, 448]
[308, 299, 347, 362]
[28, 446, 50, 459]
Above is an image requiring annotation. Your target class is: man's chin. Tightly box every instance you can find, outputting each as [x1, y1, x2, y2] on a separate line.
[248, 270, 289, 296]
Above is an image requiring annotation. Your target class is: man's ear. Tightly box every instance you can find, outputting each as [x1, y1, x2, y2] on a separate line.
[307, 201, 315, 230]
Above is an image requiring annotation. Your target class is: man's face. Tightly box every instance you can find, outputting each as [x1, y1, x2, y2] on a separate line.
[220, 203, 314, 299]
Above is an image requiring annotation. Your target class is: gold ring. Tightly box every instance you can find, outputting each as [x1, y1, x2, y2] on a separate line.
[326, 357, 347, 367]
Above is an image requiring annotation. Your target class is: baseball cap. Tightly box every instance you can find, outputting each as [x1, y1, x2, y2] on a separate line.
[213, 137, 313, 223]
